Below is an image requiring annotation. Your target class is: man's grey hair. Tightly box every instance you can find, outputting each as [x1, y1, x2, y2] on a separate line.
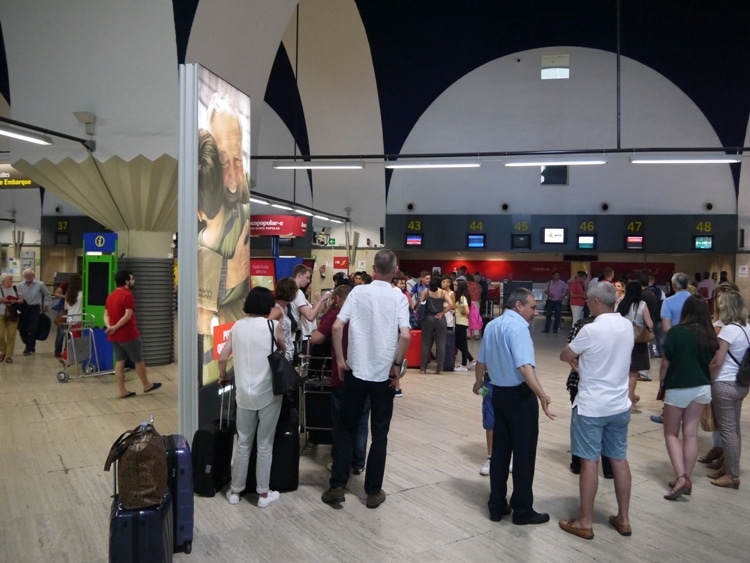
[587, 281, 616, 307]
[506, 287, 534, 309]
[22, 268, 35, 277]
[671, 272, 689, 290]
[373, 249, 398, 276]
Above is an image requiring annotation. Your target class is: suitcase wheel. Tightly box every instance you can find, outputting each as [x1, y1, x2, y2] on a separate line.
[57, 370, 69, 383]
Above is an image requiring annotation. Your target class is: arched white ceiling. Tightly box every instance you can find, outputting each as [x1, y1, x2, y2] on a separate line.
[387, 47, 736, 216]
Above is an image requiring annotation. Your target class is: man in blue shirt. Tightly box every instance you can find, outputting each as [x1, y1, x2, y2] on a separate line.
[660, 272, 691, 332]
[473, 288, 556, 525]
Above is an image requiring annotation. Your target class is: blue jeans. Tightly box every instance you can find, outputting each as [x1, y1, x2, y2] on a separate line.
[330, 387, 369, 470]
[544, 300, 562, 332]
[329, 370, 394, 495]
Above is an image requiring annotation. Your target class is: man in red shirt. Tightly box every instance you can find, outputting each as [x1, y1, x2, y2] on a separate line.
[104, 271, 161, 399]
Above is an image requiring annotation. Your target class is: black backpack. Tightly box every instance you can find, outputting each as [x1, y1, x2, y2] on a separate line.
[727, 323, 750, 387]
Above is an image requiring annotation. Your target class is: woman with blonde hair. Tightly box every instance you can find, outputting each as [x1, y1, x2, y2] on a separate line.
[708, 290, 750, 489]
[0, 273, 22, 363]
[698, 281, 740, 465]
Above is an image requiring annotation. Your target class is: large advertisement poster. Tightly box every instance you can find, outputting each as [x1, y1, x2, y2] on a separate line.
[196, 67, 251, 387]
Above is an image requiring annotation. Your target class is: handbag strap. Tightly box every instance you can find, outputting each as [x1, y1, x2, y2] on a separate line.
[103, 423, 159, 471]
[267, 319, 280, 354]
[727, 323, 750, 366]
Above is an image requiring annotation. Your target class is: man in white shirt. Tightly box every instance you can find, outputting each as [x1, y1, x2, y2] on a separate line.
[323, 249, 410, 509]
[559, 282, 634, 540]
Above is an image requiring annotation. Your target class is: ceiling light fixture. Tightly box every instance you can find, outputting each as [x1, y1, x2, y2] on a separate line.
[0, 123, 53, 146]
[629, 153, 742, 164]
[505, 156, 607, 167]
[271, 203, 293, 210]
[272, 160, 364, 170]
[293, 209, 314, 216]
[249, 197, 269, 205]
[385, 160, 481, 169]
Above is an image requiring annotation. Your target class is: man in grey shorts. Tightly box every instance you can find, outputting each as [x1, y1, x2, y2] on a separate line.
[104, 270, 161, 399]
[559, 282, 634, 540]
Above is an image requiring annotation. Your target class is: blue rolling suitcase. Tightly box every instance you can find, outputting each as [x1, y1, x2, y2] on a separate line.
[164, 434, 194, 554]
[109, 489, 173, 563]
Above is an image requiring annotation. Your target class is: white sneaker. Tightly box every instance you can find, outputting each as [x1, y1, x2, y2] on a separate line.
[480, 458, 491, 476]
[226, 489, 240, 505]
[257, 490, 280, 508]
[468, 360, 477, 369]
[454, 365, 468, 372]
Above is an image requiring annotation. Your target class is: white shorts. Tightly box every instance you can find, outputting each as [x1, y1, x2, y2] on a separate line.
[664, 385, 711, 409]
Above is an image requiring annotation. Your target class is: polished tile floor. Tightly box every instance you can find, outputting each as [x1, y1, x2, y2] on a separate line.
[1, 317, 748, 562]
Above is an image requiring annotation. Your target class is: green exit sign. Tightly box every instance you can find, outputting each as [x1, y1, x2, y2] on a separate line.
[328, 238, 336, 245]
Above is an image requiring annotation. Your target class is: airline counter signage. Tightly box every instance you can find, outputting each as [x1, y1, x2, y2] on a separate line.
[250, 215, 308, 237]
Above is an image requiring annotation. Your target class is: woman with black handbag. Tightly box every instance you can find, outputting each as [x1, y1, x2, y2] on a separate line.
[218, 287, 285, 508]
[617, 281, 653, 413]
[708, 290, 750, 489]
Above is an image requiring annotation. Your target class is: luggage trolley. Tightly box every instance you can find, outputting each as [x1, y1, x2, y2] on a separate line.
[299, 355, 334, 447]
[56, 313, 111, 382]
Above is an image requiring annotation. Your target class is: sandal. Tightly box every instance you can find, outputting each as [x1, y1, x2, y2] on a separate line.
[5, 357, 12, 363]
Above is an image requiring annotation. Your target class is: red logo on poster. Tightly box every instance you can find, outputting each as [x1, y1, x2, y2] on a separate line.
[333, 256, 349, 269]
[213, 321, 235, 360]
[250, 215, 308, 237]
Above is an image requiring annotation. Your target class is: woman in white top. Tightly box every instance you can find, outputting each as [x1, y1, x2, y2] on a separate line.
[708, 290, 750, 489]
[219, 287, 285, 508]
[64, 273, 84, 323]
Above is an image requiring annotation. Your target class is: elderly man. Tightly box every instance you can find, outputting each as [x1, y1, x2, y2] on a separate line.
[559, 282, 634, 540]
[322, 249, 410, 509]
[472, 287, 555, 525]
[661, 272, 691, 333]
[16, 268, 50, 356]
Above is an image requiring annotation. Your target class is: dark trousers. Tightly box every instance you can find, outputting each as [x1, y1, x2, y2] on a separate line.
[329, 371, 394, 495]
[488, 384, 538, 519]
[330, 386, 370, 470]
[544, 300, 562, 332]
[455, 324, 473, 366]
[18, 304, 41, 353]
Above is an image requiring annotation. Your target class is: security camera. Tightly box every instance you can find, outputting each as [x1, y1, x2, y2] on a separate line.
[501, 203, 509, 211]
[601, 203, 609, 211]
[406, 203, 415, 211]
[705, 202, 714, 211]
[55, 206, 63, 214]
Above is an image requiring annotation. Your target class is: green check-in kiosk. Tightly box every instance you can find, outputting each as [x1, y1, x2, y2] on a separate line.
[82, 233, 118, 371]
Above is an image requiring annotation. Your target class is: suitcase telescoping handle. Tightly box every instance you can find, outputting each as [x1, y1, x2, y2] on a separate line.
[219, 380, 232, 430]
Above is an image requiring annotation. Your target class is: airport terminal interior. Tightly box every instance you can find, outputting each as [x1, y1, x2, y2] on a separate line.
[3, 323, 750, 562]
[1, 2, 750, 562]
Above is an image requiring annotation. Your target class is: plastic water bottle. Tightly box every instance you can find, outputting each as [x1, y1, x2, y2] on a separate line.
[478, 384, 490, 397]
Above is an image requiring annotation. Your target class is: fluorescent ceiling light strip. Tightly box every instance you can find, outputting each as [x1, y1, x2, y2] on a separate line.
[271, 203, 293, 210]
[314, 215, 330, 221]
[0, 124, 53, 145]
[294, 208, 314, 216]
[385, 161, 481, 169]
[272, 160, 364, 170]
[249, 197, 269, 205]
[630, 153, 742, 164]
[505, 158, 607, 167]
[329, 219, 343, 224]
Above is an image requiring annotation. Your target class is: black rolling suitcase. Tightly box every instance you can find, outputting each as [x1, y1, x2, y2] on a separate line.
[164, 434, 194, 554]
[443, 330, 456, 371]
[192, 387, 236, 497]
[246, 399, 300, 493]
[304, 378, 333, 445]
